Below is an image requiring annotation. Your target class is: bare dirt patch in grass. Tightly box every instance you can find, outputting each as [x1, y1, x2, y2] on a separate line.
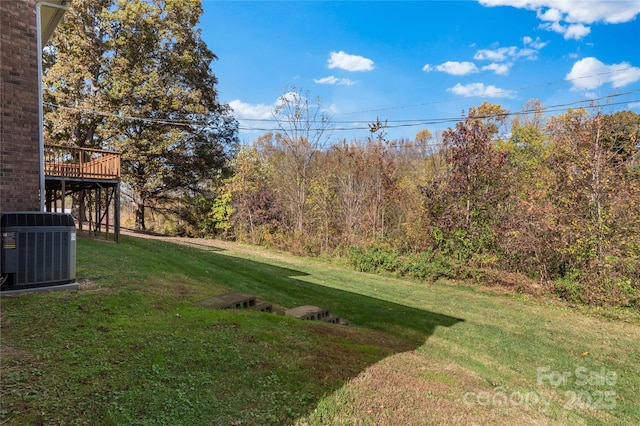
[78, 279, 114, 294]
[0, 345, 31, 371]
[120, 230, 305, 265]
[302, 350, 564, 426]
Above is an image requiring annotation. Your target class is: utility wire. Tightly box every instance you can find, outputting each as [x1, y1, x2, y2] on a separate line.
[235, 90, 640, 123]
[330, 68, 640, 117]
[234, 99, 639, 132]
[44, 91, 639, 132]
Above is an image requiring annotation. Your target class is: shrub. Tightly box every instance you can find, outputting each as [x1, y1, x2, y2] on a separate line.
[552, 278, 583, 304]
[399, 251, 457, 281]
[347, 243, 400, 273]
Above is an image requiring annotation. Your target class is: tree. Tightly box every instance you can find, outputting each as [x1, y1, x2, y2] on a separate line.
[600, 110, 640, 167]
[270, 87, 333, 239]
[497, 99, 559, 279]
[328, 142, 378, 246]
[468, 101, 509, 138]
[414, 128, 433, 158]
[423, 106, 510, 260]
[445, 112, 508, 228]
[546, 108, 640, 285]
[43, 0, 238, 230]
[43, 0, 113, 149]
[225, 143, 284, 245]
[387, 130, 446, 252]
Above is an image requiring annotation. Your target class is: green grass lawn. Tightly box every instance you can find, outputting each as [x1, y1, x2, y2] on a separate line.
[1, 234, 638, 425]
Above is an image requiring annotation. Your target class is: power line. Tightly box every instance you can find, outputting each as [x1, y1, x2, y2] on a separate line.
[44, 92, 639, 133]
[43, 101, 209, 127]
[330, 68, 640, 117]
[229, 90, 640, 124]
[235, 98, 639, 133]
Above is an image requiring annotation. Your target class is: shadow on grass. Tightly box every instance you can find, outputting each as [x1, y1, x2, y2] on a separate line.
[1, 235, 464, 425]
[196, 249, 464, 346]
[166, 237, 466, 423]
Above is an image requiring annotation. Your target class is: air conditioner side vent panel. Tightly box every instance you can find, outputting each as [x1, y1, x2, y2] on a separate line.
[1, 213, 76, 290]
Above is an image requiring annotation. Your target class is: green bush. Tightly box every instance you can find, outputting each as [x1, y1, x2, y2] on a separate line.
[348, 244, 461, 282]
[347, 242, 637, 309]
[552, 278, 583, 303]
[347, 243, 400, 273]
[399, 251, 457, 281]
[599, 278, 640, 309]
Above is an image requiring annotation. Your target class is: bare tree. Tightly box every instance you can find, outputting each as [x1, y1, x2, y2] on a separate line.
[271, 87, 333, 238]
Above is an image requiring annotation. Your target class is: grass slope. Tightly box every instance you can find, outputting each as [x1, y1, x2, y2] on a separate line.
[1, 235, 638, 425]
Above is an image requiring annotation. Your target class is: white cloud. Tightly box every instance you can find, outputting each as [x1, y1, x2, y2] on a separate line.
[324, 103, 340, 114]
[328, 51, 375, 72]
[561, 2, 640, 24]
[480, 0, 640, 23]
[447, 82, 516, 98]
[461, 37, 546, 75]
[229, 99, 272, 120]
[539, 21, 591, 40]
[276, 91, 305, 107]
[523, 36, 548, 50]
[537, 7, 562, 22]
[516, 48, 539, 60]
[479, 0, 640, 40]
[423, 61, 479, 75]
[424, 36, 546, 78]
[563, 23, 591, 40]
[474, 41, 544, 62]
[426, 38, 544, 76]
[482, 63, 512, 75]
[474, 46, 517, 62]
[566, 57, 640, 90]
[314, 76, 356, 86]
[231, 92, 313, 121]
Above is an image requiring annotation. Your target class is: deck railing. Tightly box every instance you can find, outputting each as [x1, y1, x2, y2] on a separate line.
[44, 144, 121, 180]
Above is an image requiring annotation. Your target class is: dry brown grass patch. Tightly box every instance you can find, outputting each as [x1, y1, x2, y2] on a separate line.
[306, 350, 566, 426]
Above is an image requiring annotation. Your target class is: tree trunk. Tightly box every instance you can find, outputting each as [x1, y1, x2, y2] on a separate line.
[135, 202, 146, 230]
[591, 121, 604, 271]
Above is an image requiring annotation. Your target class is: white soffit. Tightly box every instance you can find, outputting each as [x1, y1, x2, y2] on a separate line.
[40, 0, 71, 45]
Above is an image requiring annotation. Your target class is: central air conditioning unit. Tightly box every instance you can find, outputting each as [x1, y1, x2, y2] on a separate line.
[0, 212, 77, 291]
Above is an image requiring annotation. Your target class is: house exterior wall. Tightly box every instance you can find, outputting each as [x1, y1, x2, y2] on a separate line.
[0, 0, 42, 212]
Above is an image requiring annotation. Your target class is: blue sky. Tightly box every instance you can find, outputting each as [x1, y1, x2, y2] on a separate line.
[200, 1, 640, 143]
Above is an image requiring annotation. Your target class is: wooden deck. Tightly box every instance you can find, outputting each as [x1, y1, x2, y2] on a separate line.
[44, 144, 121, 241]
[44, 144, 120, 181]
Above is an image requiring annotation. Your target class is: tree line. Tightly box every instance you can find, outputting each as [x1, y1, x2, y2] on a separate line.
[203, 97, 639, 308]
[43, 0, 639, 308]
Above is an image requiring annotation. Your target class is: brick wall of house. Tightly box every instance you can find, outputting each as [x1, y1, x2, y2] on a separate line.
[0, 0, 41, 212]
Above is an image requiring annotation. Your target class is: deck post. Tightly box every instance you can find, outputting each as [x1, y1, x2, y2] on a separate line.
[106, 188, 110, 240]
[96, 187, 101, 234]
[61, 180, 66, 213]
[79, 191, 84, 231]
[115, 182, 120, 243]
[46, 189, 52, 212]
